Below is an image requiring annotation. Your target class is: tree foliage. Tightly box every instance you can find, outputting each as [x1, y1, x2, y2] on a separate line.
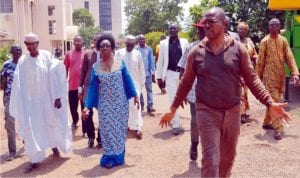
[189, 0, 284, 43]
[124, 0, 187, 35]
[188, 0, 218, 40]
[73, 8, 100, 48]
[145, 31, 165, 51]
[0, 45, 10, 67]
[188, 0, 285, 44]
[218, 0, 285, 44]
[73, 8, 95, 27]
[79, 26, 101, 48]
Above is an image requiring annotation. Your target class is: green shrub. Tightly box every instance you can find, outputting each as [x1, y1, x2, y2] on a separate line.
[144, 31, 165, 51]
[0, 45, 10, 67]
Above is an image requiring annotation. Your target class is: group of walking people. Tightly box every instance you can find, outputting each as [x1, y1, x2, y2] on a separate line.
[1, 6, 299, 177]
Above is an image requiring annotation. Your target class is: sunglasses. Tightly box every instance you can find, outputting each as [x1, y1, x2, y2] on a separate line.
[99, 44, 111, 49]
[203, 19, 221, 26]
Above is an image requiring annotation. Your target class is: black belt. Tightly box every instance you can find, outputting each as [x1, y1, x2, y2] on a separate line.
[168, 68, 181, 72]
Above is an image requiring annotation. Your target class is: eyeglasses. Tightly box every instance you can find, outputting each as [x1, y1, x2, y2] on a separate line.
[99, 44, 111, 49]
[269, 23, 280, 27]
[203, 19, 220, 26]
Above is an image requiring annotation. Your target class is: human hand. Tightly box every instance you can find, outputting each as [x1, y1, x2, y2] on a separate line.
[134, 96, 140, 110]
[291, 75, 300, 86]
[78, 92, 83, 102]
[269, 102, 291, 124]
[159, 107, 176, 128]
[152, 74, 156, 83]
[54, 99, 62, 109]
[82, 108, 90, 120]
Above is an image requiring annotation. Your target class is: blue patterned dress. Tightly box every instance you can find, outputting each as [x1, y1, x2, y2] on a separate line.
[85, 61, 137, 167]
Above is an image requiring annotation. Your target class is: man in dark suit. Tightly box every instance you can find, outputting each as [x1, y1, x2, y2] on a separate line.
[79, 33, 102, 148]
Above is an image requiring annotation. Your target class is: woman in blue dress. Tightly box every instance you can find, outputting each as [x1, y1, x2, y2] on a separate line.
[83, 34, 139, 169]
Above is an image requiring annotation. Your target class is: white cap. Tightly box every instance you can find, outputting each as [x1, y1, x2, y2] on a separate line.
[24, 32, 39, 43]
[126, 35, 136, 43]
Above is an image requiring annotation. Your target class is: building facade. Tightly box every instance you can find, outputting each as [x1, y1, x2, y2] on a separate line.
[70, 0, 122, 38]
[0, 0, 78, 54]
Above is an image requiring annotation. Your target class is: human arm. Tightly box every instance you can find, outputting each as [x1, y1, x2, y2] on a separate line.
[122, 63, 139, 109]
[84, 67, 99, 109]
[122, 62, 138, 99]
[256, 40, 266, 79]
[138, 52, 146, 88]
[283, 38, 299, 84]
[156, 41, 164, 82]
[239, 44, 290, 122]
[78, 53, 89, 101]
[0, 63, 7, 90]
[64, 52, 70, 78]
[149, 47, 156, 83]
[159, 47, 197, 127]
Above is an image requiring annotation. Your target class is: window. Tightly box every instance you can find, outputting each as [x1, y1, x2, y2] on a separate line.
[49, 20, 56, 35]
[84, 1, 89, 10]
[99, 0, 112, 31]
[48, 6, 55, 16]
[0, 0, 13, 13]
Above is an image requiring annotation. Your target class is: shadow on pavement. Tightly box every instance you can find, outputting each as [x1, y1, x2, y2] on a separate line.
[0, 156, 70, 177]
[172, 161, 201, 177]
[152, 129, 185, 140]
[0, 147, 25, 164]
[77, 163, 135, 177]
[254, 130, 299, 143]
[72, 147, 103, 158]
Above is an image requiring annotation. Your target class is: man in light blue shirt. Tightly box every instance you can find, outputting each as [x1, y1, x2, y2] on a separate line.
[136, 35, 156, 116]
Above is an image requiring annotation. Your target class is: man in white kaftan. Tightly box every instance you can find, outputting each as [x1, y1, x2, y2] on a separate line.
[115, 35, 145, 139]
[9, 33, 72, 173]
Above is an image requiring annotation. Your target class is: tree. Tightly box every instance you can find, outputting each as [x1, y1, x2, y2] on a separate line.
[73, 8, 100, 48]
[188, 0, 218, 40]
[218, 0, 285, 44]
[0, 45, 11, 67]
[73, 8, 95, 27]
[188, 0, 284, 44]
[79, 26, 101, 48]
[145, 31, 165, 51]
[124, 0, 187, 35]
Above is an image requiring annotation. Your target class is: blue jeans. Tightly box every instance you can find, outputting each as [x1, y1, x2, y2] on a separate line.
[140, 75, 153, 110]
[4, 96, 16, 154]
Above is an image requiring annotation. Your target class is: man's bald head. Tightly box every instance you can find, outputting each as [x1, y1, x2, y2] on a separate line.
[268, 18, 281, 36]
[204, 7, 226, 22]
[202, 7, 226, 40]
[269, 18, 280, 25]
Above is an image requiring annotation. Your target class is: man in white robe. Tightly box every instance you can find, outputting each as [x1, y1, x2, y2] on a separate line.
[115, 35, 145, 140]
[9, 33, 72, 173]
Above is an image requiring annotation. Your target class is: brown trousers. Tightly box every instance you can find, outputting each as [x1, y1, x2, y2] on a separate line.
[196, 103, 240, 178]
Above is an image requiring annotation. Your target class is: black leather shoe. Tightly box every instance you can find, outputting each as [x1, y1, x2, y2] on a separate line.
[241, 114, 247, 124]
[97, 143, 103, 149]
[189, 144, 198, 161]
[262, 124, 274, 130]
[52, 148, 60, 157]
[24, 163, 40, 173]
[71, 123, 78, 130]
[88, 139, 94, 148]
[274, 131, 284, 140]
